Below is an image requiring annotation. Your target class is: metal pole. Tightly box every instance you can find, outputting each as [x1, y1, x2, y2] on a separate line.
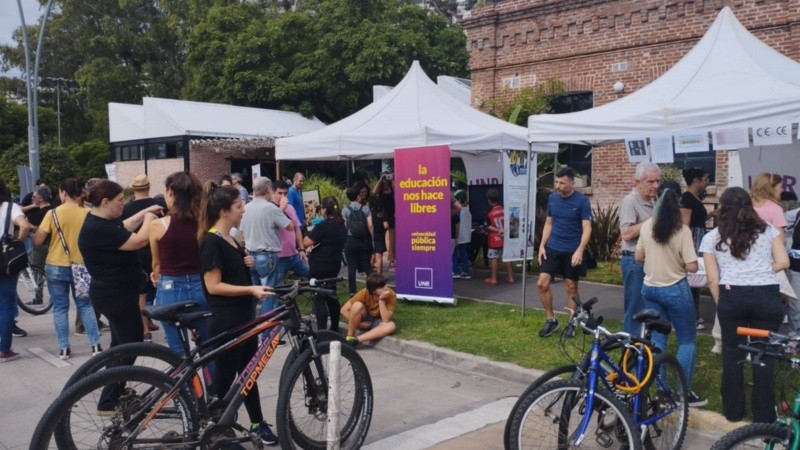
[327, 341, 341, 450]
[56, 79, 61, 147]
[520, 147, 537, 317]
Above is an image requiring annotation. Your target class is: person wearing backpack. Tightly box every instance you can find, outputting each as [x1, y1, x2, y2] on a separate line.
[343, 185, 374, 296]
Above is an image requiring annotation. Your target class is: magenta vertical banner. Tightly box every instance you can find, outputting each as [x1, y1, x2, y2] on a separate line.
[394, 144, 454, 303]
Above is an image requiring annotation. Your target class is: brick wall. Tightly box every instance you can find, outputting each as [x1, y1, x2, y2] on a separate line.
[462, 0, 800, 206]
[188, 142, 271, 186]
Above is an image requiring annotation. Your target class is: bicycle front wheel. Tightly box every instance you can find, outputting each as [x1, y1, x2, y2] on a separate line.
[17, 266, 51, 315]
[30, 366, 199, 450]
[639, 353, 689, 450]
[711, 422, 792, 449]
[508, 379, 642, 449]
[276, 341, 373, 450]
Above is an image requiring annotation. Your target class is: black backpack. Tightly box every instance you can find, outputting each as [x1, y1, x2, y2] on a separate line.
[347, 205, 369, 240]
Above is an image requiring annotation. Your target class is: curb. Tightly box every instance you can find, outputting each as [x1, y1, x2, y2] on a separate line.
[369, 335, 747, 443]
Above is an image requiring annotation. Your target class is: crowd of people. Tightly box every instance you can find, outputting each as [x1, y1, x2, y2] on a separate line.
[2, 161, 797, 428]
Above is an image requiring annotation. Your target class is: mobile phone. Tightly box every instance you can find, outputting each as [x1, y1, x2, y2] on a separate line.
[385, 174, 394, 181]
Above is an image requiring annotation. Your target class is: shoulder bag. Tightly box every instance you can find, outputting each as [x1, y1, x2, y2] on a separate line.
[1, 201, 28, 276]
[51, 209, 92, 298]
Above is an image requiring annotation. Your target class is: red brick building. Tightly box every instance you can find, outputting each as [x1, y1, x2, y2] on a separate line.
[462, 0, 800, 206]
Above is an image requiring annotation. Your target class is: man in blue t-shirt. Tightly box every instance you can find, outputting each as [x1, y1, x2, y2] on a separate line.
[537, 167, 593, 338]
[288, 173, 306, 235]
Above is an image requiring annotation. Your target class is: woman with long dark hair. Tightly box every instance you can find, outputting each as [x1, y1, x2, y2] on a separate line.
[35, 178, 102, 360]
[0, 178, 31, 362]
[149, 171, 207, 355]
[303, 196, 347, 331]
[635, 187, 703, 405]
[197, 181, 277, 444]
[700, 187, 789, 423]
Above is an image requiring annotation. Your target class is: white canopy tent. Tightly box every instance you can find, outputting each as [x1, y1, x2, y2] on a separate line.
[276, 60, 556, 160]
[109, 97, 325, 143]
[528, 7, 800, 145]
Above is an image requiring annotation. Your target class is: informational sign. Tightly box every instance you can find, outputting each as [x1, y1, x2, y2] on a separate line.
[104, 164, 117, 182]
[648, 135, 674, 163]
[712, 128, 749, 150]
[752, 122, 792, 147]
[502, 150, 536, 262]
[461, 152, 502, 186]
[624, 137, 650, 163]
[674, 130, 710, 153]
[394, 144, 454, 304]
[17, 166, 33, 198]
[738, 144, 799, 198]
[301, 189, 320, 228]
[251, 163, 262, 182]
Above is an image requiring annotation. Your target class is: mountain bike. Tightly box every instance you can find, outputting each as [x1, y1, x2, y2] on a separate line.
[711, 327, 800, 450]
[506, 297, 688, 450]
[16, 262, 50, 315]
[30, 279, 372, 450]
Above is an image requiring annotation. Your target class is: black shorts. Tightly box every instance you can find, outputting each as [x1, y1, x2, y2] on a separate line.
[539, 247, 586, 280]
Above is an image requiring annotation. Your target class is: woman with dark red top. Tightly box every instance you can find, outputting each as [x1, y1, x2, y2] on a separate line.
[149, 171, 207, 355]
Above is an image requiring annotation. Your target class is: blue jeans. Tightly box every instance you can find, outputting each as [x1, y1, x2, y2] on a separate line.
[0, 275, 17, 352]
[452, 243, 470, 275]
[46, 264, 101, 349]
[277, 254, 310, 284]
[641, 278, 697, 388]
[621, 255, 645, 335]
[156, 274, 209, 355]
[251, 251, 281, 314]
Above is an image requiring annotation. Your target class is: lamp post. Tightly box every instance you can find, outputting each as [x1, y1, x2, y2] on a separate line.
[16, 0, 55, 180]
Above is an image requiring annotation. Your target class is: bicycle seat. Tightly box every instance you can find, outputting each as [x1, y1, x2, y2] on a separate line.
[176, 311, 213, 327]
[632, 309, 660, 323]
[143, 301, 200, 323]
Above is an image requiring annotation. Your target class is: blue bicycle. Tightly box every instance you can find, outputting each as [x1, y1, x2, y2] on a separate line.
[506, 297, 689, 449]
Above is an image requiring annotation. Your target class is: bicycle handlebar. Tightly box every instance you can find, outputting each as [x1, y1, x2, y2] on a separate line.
[737, 327, 772, 339]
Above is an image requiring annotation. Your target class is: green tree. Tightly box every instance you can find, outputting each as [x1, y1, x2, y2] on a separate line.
[0, 142, 79, 193]
[183, 0, 469, 123]
[0, 94, 58, 152]
[68, 139, 109, 180]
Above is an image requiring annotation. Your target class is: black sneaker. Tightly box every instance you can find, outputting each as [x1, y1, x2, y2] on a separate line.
[59, 348, 71, 360]
[12, 323, 27, 337]
[346, 336, 360, 348]
[539, 319, 560, 338]
[687, 391, 708, 407]
[563, 323, 576, 339]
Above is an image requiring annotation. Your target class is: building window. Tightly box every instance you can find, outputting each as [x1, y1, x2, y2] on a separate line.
[113, 145, 143, 161]
[550, 92, 593, 183]
[671, 149, 717, 184]
[147, 140, 183, 159]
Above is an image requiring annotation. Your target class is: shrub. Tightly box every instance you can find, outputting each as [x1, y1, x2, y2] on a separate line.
[0, 142, 80, 194]
[658, 164, 683, 185]
[304, 173, 346, 207]
[588, 203, 620, 262]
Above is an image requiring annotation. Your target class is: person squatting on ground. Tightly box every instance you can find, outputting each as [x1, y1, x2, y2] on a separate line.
[484, 188, 514, 286]
[241, 177, 293, 317]
[303, 196, 347, 332]
[197, 180, 278, 445]
[343, 185, 374, 296]
[620, 162, 662, 335]
[272, 179, 309, 283]
[536, 167, 592, 338]
[452, 190, 472, 279]
[149, 171, 210, 356]
[34, 178, 102, 360]
[340, 273, 397, 347]
[700, 187, 789, 423]
[0, 178, 32, 362]
[121, 174, 167, 341]
[680, 167, 710, 332]
[635, 185, 707, 407]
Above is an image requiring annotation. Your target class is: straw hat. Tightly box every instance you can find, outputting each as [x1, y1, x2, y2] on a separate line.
[131, 174, 150, 191]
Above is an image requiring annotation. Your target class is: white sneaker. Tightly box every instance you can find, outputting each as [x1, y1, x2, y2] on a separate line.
[711, 344, 722, 354]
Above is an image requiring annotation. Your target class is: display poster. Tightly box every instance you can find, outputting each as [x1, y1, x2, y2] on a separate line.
[461, 152, 502, 186]
[104, 164, 117, 182]
[251, 163, 262, 182]
[394, 145, 454, 304]
[712, 128, 749, 150]
[624, 137, 650, 163]
[648, 135, 674, 163]
[502, 150, 536, 262]
[301, 189, 320, 229]
[751, 122, 793, 147]
[738, 145, 799, 198]
[674, 130, 710, 153]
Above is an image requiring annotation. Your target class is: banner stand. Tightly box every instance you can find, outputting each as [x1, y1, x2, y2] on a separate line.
[520, 148, 536, 317]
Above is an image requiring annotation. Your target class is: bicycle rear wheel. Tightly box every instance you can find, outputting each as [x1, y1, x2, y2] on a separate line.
[30, 366, 199, 450]
[507, 379, 642, 449]
[17, 266, 51, 315]
[711, 422, 792, 449]
[276, 341, 372, 450]
[64, 342, 183, 390]
[639, 353, 689, 450]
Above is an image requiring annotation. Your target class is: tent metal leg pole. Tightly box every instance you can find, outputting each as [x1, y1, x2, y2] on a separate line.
[520, 147, 537, 317]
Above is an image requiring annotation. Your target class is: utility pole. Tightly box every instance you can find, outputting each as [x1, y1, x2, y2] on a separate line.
[44, 77, 68, 147]
[16, 0, 55, 180]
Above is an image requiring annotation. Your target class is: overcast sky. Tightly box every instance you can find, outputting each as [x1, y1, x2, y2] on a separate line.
[1, 0, 45, 76]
